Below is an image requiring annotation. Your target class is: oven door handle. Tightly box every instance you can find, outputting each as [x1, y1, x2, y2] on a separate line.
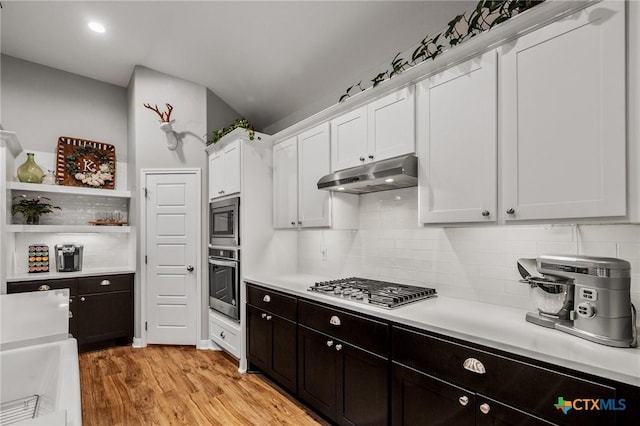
[208, 259, 237, 268]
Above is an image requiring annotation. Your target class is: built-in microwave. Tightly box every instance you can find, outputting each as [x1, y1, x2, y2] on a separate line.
[209, 197, 239, 246]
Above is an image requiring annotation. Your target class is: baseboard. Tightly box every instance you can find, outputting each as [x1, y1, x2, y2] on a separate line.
[132, 338, 146, 348]
[196, 339, 213, 350]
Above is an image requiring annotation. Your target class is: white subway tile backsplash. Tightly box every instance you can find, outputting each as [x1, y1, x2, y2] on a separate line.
[296, 188, 640, 311]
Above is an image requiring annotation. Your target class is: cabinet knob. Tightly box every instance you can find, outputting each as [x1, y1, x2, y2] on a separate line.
[479, 403, 491, 415]
[481, 210, 490, 217]
[100, 279, 111, 286]
[506, 208, 515, 215]
[219, 190, 225, 195]
[38, 284, 51, 291]
[186, 265, 194, 272]
[359, 157, 365, 162]
[335, 344, 343, 351]
[298, 221, 302, 225]
[220, 331, 225, 339]
[263, 295, 271, 303]
[291, 221, 296, 226]
[326, 340, 334, 347]
[80, 297, 86, 302]
[261, 313, 267, 319]
[329, 315, 341, 326]
[463, 358, 486, 375]
[368, 155, 374, 160]
[266, 315, 272, 321]
[69, 311, 73, 319]
[459, 396, 469, 406]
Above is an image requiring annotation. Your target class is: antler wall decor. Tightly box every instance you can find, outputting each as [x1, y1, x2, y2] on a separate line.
[143, 103, 179, 150]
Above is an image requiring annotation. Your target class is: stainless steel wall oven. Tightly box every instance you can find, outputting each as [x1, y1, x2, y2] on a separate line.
[208, 246, 240, 321]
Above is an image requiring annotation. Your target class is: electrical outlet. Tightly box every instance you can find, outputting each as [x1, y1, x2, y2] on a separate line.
[321, 247, 328, 261]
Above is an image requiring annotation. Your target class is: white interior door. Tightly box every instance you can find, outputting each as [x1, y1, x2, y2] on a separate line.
[145, 171, 199, 345]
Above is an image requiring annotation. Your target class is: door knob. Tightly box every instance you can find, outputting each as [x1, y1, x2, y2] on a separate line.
[187, 265, 194, 272]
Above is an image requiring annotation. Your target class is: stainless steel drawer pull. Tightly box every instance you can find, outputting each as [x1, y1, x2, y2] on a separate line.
[326, 340, 334, 347]
[38, 284, 51, 291]
[463, 358, 486, 375]
[458, 396, 469, 406]
[329, 315, 341, 326]
[263, 295, 271, 303]
[479, 403, 491, 414]
[100, 280, 111, 286]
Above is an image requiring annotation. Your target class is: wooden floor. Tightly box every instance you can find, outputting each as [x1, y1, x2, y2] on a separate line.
[79, 345, 329, 426]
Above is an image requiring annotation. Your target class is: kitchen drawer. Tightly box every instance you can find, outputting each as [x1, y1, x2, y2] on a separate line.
[210, 314, 241, 358]
[78, 274, 133, 294]
[298, 300, 388, 357]
[392, 326, 616, 425]
[247, 283, 297, 321]
[7, 278, 78, 296]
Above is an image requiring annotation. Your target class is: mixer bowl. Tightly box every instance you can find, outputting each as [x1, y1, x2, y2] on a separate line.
[528, 280, 571, 316]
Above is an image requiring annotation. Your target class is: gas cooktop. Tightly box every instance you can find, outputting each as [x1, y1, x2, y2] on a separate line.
[308, 277, 437, 309]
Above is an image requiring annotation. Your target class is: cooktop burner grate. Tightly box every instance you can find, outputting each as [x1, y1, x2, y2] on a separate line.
[308, 277, 437, 308]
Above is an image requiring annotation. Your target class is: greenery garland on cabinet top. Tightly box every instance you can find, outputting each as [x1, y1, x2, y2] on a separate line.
[339, 0, 544, 102]
[207, 118, 261, 145]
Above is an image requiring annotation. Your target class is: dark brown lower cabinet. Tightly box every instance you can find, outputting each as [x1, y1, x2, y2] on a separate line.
[298, 325, 388, 426]
[7, 274, 133, 352]
[246, 304, 297, 393]
[392, 363, 552, 426]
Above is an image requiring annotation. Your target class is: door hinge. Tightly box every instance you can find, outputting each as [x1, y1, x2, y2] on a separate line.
[144, 187, 148, 198]
[145, 321, 148, 331]
[145, 255, 148, 264]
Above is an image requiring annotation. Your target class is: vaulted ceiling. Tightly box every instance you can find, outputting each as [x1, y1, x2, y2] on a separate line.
[1, 1, 475, 133]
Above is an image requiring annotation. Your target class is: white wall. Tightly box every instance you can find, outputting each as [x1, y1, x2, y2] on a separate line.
[297, 187, 640, 313]
[0, 55, 127, 159]
[128, 66, 240, 342]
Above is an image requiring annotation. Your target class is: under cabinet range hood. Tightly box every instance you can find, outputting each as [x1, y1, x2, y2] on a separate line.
[317, 154, 418, 194]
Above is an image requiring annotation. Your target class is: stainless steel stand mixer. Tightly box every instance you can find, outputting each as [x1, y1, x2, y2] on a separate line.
[518, 255, 637, 348]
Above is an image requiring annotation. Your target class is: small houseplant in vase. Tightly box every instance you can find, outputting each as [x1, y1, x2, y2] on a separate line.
[11, 195, 61, 225]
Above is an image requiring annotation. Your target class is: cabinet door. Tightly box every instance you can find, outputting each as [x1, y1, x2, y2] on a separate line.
[338, 342, 388, 426]
[331, 105, 368, 171]
[298, 326, 338, 420]
[501, 1, 625, 221]
[77, 290, 133, 346]
[392, 363, 475, 426]
[270, 314, 297, 393]
[298, 123, 331, 228]
[368, 86, 415, 163]
[247, 305, 271, 371]
[418, 52, 497, 224]
[209, 140, 241, 200]
[273, 137, 299, 228]
[220, 140, 241, 196]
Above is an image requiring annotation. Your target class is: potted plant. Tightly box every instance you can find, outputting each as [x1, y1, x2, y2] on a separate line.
[207, 118, 260, 145]
[11, 195, 61, 225]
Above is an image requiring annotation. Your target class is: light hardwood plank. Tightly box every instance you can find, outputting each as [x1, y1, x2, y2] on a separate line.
[79, 345, 328, 426]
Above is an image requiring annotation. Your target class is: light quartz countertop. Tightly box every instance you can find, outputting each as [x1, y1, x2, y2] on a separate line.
[7, 267, 136, 282]
[244, 273, 640, 388]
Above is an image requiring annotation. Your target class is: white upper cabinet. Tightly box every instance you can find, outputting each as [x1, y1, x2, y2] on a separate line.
[500, 1, 626, 221]
[272, 137, 298, 229]
[208, 139, 241, 200]
[418, 51, 497, 224]
[331, 87, 415, 172]
[297, 123, 331, 228]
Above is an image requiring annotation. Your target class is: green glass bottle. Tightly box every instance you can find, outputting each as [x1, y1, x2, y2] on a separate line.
[17, 153, 44, 183]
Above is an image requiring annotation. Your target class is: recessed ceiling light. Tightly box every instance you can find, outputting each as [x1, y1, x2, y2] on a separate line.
[88, 22, 106, 33]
